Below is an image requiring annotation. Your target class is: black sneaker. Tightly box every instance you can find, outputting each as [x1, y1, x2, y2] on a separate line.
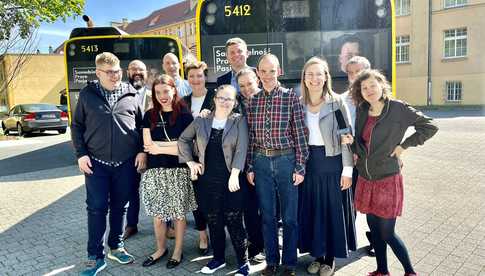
[262, 264, 278, 276]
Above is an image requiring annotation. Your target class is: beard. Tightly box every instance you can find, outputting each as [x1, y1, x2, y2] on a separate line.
[129, 74, 146, 90]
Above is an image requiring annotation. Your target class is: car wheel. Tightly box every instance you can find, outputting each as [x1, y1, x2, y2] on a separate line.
[1, 123, 8, 135]
[17, 123, 24, 137]
[58, 128, 67, 134]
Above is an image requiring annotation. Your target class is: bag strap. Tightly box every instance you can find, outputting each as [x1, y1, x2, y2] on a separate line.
[334, 109, 347, 130]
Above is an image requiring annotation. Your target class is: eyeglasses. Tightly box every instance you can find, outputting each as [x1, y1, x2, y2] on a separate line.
[98, 69, 122, 77]
[305, 72, 326, 79]
[215, 96, 235, 103]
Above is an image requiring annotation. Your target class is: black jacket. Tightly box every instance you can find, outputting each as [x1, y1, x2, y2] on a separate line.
[352, 99, 438, 180]
[182, 89, 216, 113]
[71, 81, 144, 162]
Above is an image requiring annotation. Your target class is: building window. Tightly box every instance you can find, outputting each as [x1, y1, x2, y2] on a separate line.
[444, 0, 467, 8]
[395, 0, 410, 16]
[446, 81, 462, 102]
[396, 35, 410, 63]
[444, 28, 467, 58]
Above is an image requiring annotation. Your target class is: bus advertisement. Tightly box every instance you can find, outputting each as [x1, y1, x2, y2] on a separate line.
[196, 0, 395, 92]
[64, 34, 183, 122]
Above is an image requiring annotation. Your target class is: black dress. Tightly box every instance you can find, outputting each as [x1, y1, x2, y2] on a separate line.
[197, 128, 245, 214]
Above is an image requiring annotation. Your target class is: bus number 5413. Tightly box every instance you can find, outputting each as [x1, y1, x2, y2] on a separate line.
[224, 5, 251, 16]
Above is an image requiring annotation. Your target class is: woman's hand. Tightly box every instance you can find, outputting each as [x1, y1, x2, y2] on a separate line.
[341, 133, 354, 145]
[144, 143, 163, 155]
[340, 176, 352, 190]
[390, 145, 404, 158]
[187, 161, 203, 180]
[228, 173, 240, 192]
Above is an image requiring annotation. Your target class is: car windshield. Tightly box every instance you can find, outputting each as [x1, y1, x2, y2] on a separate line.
[22, 104, 59, 112]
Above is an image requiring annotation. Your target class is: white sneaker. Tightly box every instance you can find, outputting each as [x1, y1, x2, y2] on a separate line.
[307, 261, 321, 274]
[319, 263, 335, 276]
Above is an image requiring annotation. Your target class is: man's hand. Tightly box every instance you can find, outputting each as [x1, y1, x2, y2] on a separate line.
[135, 152, 147, 173]
[78, 155, 93, 175]
[293, 173, 304, 186]
[246, 172, 255, 186]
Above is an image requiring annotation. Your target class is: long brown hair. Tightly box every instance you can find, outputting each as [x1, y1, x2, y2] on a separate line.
[150, 74, 186, 129]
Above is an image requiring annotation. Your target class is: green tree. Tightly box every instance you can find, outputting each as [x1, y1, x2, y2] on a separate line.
[0, 0, 85, 40]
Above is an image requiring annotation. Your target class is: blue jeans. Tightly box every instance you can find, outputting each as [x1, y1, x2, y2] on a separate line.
[254, 152, 298, 268]
[85, 158, 136, 259]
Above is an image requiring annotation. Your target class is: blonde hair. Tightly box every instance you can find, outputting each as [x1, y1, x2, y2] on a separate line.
[300, 57, 334, 105]
[257, 53, 280, 69]
[184, 60, 208, 76]
[95, 52, 120, 67]
[225, 37, 248, 51]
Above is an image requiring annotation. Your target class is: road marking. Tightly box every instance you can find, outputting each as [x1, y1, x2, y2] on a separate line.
[0, 139, 43, 148]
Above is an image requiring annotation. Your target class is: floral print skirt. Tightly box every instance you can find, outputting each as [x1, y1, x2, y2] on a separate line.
[141, 167, 197, 221]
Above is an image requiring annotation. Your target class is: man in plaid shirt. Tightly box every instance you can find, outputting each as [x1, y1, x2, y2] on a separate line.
[246, 54, 309, 276]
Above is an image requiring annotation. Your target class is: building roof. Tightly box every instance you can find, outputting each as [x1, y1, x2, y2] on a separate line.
[122, 0, 196, 34]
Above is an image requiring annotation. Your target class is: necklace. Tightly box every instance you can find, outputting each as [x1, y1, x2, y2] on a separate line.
[159, 112, 172, 142]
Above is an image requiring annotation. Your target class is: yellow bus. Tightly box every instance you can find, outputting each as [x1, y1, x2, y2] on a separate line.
[196, 0, 395, 92]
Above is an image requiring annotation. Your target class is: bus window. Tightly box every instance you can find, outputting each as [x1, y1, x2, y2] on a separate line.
[197, 0, 394, 92]
[64, 35, 183, 122]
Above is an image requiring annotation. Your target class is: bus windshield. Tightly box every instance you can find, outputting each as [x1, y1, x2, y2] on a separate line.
[197, 0, 393, 90]
[65, 35, 182, 120]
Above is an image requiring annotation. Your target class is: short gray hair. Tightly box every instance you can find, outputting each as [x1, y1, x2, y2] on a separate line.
[345, 55, 371, 72]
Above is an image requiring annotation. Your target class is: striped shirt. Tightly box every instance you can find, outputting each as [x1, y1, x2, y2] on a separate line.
[246, 86, 309, 175]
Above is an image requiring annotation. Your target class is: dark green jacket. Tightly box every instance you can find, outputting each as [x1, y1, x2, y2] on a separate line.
[351, 99, 438, 180]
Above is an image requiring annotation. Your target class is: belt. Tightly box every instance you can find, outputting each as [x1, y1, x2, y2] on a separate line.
[255, 147, 294, 157]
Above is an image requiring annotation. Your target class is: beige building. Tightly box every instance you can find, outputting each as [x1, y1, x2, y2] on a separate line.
[0, 54, 66, 112]
[120, 0, 198, 57]
[395, 0, 485, 106]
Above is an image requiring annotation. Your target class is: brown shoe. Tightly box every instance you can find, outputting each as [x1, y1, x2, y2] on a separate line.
[122, 226, 138, 240]
[261, 264, 278, 275]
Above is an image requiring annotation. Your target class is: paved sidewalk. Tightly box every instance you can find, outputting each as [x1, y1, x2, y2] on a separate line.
[1, 116, 485, 275]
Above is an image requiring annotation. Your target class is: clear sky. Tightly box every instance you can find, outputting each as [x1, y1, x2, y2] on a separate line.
[36, 0, 182, 53]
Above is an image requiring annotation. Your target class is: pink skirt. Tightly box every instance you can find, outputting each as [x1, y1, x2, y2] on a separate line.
[354, 173, 404, 219]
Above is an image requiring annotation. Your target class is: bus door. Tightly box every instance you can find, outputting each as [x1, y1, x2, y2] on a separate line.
[64, 35, 183, 122]
[197, 0, 394, 92]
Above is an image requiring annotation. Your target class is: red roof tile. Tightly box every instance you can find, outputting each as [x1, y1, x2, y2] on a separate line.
[122, 0, 196, 34]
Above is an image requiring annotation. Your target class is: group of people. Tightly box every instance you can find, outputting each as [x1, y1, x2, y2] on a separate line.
[72, 37, 438, 276]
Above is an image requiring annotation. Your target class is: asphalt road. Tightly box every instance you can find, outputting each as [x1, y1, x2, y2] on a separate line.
[0, 130, 76, 177]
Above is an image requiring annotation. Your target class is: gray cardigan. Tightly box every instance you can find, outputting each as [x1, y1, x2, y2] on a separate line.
[178, 113, 249, 173]
[303, 92, 353, 168]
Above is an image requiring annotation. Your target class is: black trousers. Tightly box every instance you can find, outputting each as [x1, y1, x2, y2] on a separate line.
[241, 174, 264, 256]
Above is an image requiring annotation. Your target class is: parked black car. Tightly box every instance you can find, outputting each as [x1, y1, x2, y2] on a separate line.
[1, 103, 68, 136]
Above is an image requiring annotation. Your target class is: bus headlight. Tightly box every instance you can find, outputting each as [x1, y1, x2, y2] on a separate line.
[207, 3, 217, 14]
[205, 15, 216, 26]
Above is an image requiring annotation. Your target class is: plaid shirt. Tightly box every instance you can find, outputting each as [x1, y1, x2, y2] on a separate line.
[246, 86, 309, 175]
[98, 82, 125, 107]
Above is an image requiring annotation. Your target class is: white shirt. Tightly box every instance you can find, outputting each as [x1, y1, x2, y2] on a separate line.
[212, 117, 227, 129]
[190, 95, 206, 117]
[307, 111, 324, 146]
[341, 91, 356, 136]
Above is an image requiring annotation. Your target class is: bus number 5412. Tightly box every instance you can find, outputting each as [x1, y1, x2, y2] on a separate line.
[224, 5, 251, 16]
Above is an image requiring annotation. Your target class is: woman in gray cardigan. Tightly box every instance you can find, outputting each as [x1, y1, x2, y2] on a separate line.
[178, 85, 250, 276]
[298, 57, 357, 276]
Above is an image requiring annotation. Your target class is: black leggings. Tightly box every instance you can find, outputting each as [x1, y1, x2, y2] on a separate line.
[206, 210, 248, 266]
[366, 214, 415, 274]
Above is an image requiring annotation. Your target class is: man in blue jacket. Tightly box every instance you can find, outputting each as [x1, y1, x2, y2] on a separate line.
[71, 52, 146, 276]
[216, 37, 253, 93]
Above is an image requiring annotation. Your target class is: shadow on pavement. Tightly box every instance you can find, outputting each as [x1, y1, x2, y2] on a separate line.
[0, 141, 77, 178]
